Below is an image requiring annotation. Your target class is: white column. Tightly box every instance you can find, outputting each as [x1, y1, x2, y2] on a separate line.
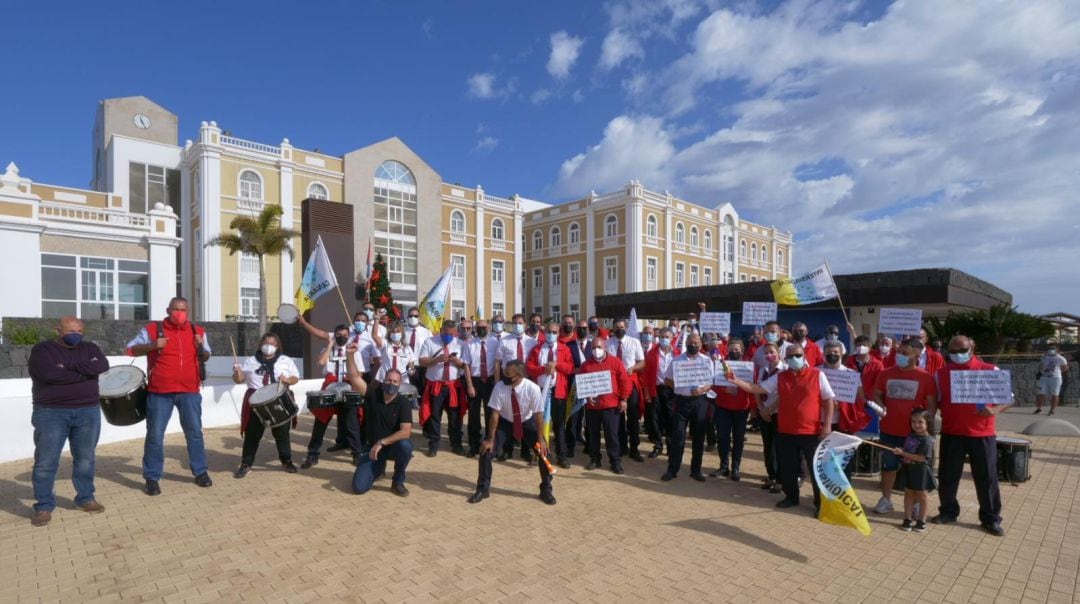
[0, 163, 44, 318]
[585, 206, 595, 317]
[179, 143, 193, 300]
[146, 203, 180, 313]
[475, 205, 486, 317]
[628, 198, 644, 292]
[199, 121, 223, 321]
[771, 232, 779, 279]
[663, 208, 673, 289]
[513, 208, 524, 315]
[787, 237, 794, 275]
[278, 140, 295, 302]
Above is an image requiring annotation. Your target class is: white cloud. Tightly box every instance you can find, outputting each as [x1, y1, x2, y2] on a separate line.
[473, 136, 499, 153]
[553, 1, 1080, 312]
[547, 31, 584, 79]
[466, 72, 515, 100]
[599, 28, 644, 70]
[530, 89, 552, 104]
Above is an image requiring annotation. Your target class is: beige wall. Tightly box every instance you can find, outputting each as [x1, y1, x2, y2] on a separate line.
[41, 234, 148, 260]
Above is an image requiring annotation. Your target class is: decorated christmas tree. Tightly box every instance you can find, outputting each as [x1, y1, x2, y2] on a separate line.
[367, 252, 398, 317]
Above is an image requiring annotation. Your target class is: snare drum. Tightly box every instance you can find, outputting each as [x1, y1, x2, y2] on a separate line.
[306, 391, 338, 411]
[276, 303, 300, 325]
[339, 391, 364, 410]
[249, 382, 299, 428]
[98, 365, 148, 426]
[325, 381, 351, 402]
[997, 436, 1032, 483]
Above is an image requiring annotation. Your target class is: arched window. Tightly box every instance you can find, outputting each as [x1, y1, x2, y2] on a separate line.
[751, 242, 758, 262]
[550, 226, 561, 248]
[604, 215, 618, 238]
[690, 226, 699, 248]
[568, 222, 580, 244]
[373, 160, 418, 286]
[777, 249, 785, 271]
[450, 210, 466, 235]
[491, 218, 504, 240]
[675, 222, 685, 244]
[703, 230, 712, 250]
[307, 182, 328, 200]
[239, 170, 263, 200]
[740, 240, 747, 258]
[760, 244, 768, 263]
[646, 214, 658, 238]
[375, 160, 415, 185]
[533, 230, 543, 250]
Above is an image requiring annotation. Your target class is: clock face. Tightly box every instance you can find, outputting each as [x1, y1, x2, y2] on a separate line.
[133, 114, 151, 129]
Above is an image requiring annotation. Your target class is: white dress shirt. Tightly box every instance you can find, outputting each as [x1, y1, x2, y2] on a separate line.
[499, 333, 538, 364]
[419, 336, 468, 382]
[374, 343, 414, 382]
[240, 355, 299, 390]
[487, 378, 543, 423]
[463, 335, 501, 378]
[607, 335, 645, 372]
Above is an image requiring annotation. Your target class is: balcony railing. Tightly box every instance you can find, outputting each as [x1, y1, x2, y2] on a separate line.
[221, 136, 280, 156]
[237, 197, 266, 212]
[39, 202, 149, 228]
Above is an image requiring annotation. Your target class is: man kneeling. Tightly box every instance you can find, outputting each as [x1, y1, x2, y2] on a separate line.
[348, 358, 413, 497]
[468, 360, 555, 505]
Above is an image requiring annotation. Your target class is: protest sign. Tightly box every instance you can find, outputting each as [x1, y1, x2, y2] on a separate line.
[699, 312, 731, 335]
[714, 361, 754, 387]
[878, 308, 923, 335]
[742, 302, 777, 325]
[575, 372, 613, 399]
[673, 359, 714, 389]
[950, 370, 1013, 405]
[821, 368, 861, 404]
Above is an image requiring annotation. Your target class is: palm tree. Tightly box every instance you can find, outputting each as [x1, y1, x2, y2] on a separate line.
[205, 204, 299, 335]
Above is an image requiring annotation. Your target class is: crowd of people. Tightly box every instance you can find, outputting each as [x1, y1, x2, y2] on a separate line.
[26, 297, 1020, 537]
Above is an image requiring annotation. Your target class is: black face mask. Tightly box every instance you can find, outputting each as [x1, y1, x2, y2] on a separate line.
[334, 335, 349, 347]
[561, 324, 573, 335]
[576, 327, 588, 338]
[825, 354, 841, 365]
[588, 322, 599, 331]
[793, 330, 807, 340]
[613, 328, 626, 339]
[729, 351, 743, 360]
[685, 344, 700, 356]
[475, 328, 488, 338]
[382, 385, 400, 400]
[500, 375, 514, 386]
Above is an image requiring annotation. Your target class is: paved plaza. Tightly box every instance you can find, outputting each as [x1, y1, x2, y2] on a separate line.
[2, 408, 1078, 603]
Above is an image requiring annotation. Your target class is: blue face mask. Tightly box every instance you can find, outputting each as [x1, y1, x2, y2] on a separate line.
[364, 309, 375, 319]
[440, 333, 454, 346]
[787, 356, 806, 371]
[513, 323, 525, 335]
[765, 332, 779, 343]
[895, 354, 912, 368]
[61, 332, 83, 347]
[353, 321, 367, 333]
[641, 334, 653, 344]
[659, 337, 671, 348]
[492, 322, 503, 333]
[950, 352, 971, 364]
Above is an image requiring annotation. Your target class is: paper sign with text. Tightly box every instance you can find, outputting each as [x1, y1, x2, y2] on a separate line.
[742, 302, 778, 326]
[714, 361, 755, 387]
[575, 371, 613, 399]
[673, 358, 715, 389]
[698, 312, 731, 335]
[950, 370, 1013, 405]
[878, 308, 923, 335]
[821, 368, 861, 404]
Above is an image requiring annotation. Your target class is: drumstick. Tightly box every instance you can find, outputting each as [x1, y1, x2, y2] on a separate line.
[861, 439, 902, 453]
[229, 336, 239, 365]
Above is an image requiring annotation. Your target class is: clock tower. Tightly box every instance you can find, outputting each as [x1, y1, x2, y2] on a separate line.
[91, 96, 178, 191]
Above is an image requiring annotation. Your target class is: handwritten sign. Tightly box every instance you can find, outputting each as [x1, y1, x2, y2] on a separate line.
[698, 312, 731, 335]
[821, 368, 861, 404]
[877, 307, 923, 336]
[673, 358, 714, 389]
[714, 360, 755, 387]
[742, 302, 777, 326]
[950, 370, 1013, 405]
[575, 371, 613, 399]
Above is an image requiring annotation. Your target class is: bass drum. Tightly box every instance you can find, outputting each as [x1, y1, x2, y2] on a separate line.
[98, 366, 148, 426]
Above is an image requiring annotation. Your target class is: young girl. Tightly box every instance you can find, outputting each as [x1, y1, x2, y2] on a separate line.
[894, 410, 935, 532]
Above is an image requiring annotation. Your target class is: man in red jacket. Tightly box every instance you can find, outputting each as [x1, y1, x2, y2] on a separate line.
[126, 297, 212, 496]
[928, 335, 1005, 536]
[642, 327, 677, 458]
[526, 320, 574, 468]
[917, 329, 945, 375]
[845, 335, 886, 404]
[580, 337, 632, 475]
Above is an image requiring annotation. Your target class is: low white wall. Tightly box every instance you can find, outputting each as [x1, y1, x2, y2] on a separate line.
[0, 355, 320, 463]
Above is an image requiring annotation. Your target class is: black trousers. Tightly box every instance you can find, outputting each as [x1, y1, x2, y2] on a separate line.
[476, 418, 552, 495]
[549, 397, 570, 460]
[714, 408, 749, 470]
[308, 409, 363, 456]
[425, 387, 463, 451]
[467, 378, 495, 451]
[758, 414, 779, 481]
[667, 395, 710, 476]
[618, 384, 642, 455]
[586, 407, 621, 464]
[777, 433, 821, 507]
[652, 385, 675, 451]
[242, 420, 292, 466]
[937, 434, 1002, 524]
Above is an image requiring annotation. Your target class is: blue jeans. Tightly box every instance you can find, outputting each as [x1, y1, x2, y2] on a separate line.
[143, 392, 208, 480]
[352, 440, 413, 494]
[32, 406, 101, 512]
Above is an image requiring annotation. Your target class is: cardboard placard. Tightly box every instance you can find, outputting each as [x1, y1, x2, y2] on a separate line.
[878, 307, 923, 335]
[821, 368, 861, 404]
[950, 370, 1013, 405]
[575, 371, 613, 399]
[698, 312, 731, 335]
[742, 302, 777, 326]
[673, 358, 714, 389]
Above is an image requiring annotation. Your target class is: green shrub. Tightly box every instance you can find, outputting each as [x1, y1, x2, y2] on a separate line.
[5, 323, 53, 345]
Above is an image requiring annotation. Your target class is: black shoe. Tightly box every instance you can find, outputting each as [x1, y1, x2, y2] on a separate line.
[981, 522, 1005, 536]
[557, 458, 571, 470]
[585, 459, 601, 470]
[145, 479, 161, 496]
[769, 483, 783, 494]
[776, 498, 798, 509]
[611, 464, 624, 475]
[520, 451, 531, 461]
[730, 469, 741, 482]
[194, 473, 213, 488]
[648, 447, 662, 459]
[496, 453, 508, 462]
[900, 518, 914, 532]
[709, 467, 729, 478]
[576, 436, 587, 445]
[690, 473, 706, 482]
[466, 449, 478, 459]
[661, 472, 677, 482]
[425, 447, 437, 458]
[913, 520, 927, 534]
[452, 446, 467, 456]
[234, 465, 251, 479]
[539, 492, 557, 505]
[391, 483, 410, 497]
[467, 490, 490, 504]
[760, 479, 774, 490]
[352, 453, 361, 466]
[282, 460, 298, 474]
[930, 514, 957, 525]
[301, 455, 318, 470]
[629, 451, 645, 463]
[1033, 408, 1042, 414]
[327, 443, 348, 452]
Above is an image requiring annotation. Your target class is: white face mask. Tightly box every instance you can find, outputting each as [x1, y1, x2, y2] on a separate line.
[855, 345, 870, 356]
[593, 348, 607, 360]
[407, 316, 419, 327]
[260, 344, 277, 356]
[879, 345, 892, 355]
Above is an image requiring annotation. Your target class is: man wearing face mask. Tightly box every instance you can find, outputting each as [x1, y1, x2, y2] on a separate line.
[526, 321, 575, 468]
[579, 337, 632, 474]
[608, 318, 647, 463]
[403, 307, 433, 391]
[526, 312, 544, 338]
[844, 335, 886, 410]
[326, 313, 379, 455]
[468, 360, 555, 504]
[822, 341, 881, 437]
[815, 325, 846, 357]
[347, 367, 413, 498]
[462, 319, 500, 457]
[360, 302, 388, 340]
[569, 318, 593, 449]
[789, 322, 824, 367]
[661, 333, 714, 482]
[418, 320, 475, 457]
[871, 335, 896, 368]
[927, 335, 1005, 536]
[28, 317, 110, 526]
[1035, 340, 1069, 415]
[917, 329, 944, 375]
[643, 328, 678, 459]
[127, 297, 213, 495]
[302, 325, 367, 468]
[730, 344, 836, 511]
[752, 321, 791, 374]
[496, 313, 537, 460]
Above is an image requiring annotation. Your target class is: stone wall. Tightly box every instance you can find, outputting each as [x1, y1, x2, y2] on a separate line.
[0, 345, 32, 378]
[994, 358, 1079, 407]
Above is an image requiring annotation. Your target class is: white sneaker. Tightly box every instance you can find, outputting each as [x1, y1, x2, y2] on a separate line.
[873, 496, 894, 514]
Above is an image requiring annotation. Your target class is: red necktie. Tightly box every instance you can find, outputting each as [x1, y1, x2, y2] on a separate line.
[410, 330, 416, 349]
[510, 388, 524, 440]
[517, 338, 524, 361]
[442, 346, 450, 381]
[480, 341, 488, 380]
[617, 340, 623, 365]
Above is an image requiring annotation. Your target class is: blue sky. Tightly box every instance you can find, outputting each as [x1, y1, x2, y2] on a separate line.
[2, 1, 1078, 314]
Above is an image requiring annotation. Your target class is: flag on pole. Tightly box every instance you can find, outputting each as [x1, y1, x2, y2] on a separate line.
[418, 266, 454, 333]
[540, 373, 555, 443]
[771, 262, 839, 306]
[627, 307, 639, 338]
[294, 235, 339, 314]
[813, 432, 872, 536]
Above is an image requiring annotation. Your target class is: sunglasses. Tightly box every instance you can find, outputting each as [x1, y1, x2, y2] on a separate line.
[948, 348, 971, 354]
[786, 353, 805, 359]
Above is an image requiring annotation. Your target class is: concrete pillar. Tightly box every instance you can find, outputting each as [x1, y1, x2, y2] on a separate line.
[146, 203, 180, 313]
[279, 139, 295, 303]
[198, 121, 223, 321]
[475, 205, 486, 316]
[0, 163, 44, 318]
